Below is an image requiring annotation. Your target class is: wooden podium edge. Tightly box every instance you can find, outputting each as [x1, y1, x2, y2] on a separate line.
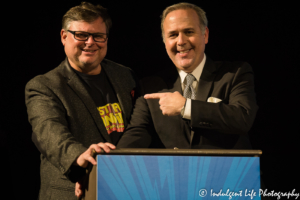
[99, 148, 262, 157]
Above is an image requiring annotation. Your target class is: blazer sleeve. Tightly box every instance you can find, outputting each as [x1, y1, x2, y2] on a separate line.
[190, 62, 258, 134]
[25, 76, 87, 178]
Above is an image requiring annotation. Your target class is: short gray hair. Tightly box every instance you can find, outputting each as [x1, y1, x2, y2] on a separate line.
[62, 2, 112, 34]
[161, 2, 208, 41]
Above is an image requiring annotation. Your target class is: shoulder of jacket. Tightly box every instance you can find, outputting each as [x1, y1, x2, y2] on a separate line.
[102, 59, 133, 72]
[26, 63, 66, 89]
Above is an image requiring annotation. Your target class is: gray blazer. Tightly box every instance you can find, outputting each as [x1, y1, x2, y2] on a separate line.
[25, 58, 137, 200]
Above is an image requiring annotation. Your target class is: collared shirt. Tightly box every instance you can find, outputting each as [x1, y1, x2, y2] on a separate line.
[178, 54, 206, 120]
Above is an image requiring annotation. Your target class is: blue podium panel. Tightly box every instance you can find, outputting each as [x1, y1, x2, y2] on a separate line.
[96, 155, 260, 200]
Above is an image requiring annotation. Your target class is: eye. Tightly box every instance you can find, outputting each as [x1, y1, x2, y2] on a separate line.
[93, 34, 107, 42]
[93, 34, 105, 39]
[75, 32, 88, 39]
[185, 30, 194, 35]
[169, 33, 178, 38]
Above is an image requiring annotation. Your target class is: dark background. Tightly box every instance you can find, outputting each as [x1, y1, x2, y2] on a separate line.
[2, 0, 299, 199]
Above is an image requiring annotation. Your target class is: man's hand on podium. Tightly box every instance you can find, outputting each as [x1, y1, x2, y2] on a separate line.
[74, 142, 115, 198]
[75, 142, 116, 168]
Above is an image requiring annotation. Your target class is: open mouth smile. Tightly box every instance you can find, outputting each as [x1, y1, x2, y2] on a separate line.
[178, 49, 190, 53]
[177, 49, 192, 56]
[82, 49, 97, 53]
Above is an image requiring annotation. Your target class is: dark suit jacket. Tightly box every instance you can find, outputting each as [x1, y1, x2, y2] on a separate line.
[117, 57, 258, 149]
[25, 58, 137, 200]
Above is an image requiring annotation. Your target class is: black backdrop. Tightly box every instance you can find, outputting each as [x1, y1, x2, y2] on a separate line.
[2, 0, 299, 199]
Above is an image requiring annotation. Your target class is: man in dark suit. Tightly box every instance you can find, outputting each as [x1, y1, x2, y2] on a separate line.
[117, 2, 258, 149]
[25, 2, 137, 199]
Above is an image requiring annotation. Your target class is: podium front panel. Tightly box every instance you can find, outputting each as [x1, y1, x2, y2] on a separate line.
[96, 155, 260, 200]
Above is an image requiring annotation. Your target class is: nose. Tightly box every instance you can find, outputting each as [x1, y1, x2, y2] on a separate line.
[85, 35, 95, 45]
[177, 32, 186, 46]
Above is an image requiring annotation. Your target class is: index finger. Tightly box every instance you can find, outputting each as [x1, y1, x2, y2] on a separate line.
[144, 93, 164, 99]
[97, 142, 115, 153]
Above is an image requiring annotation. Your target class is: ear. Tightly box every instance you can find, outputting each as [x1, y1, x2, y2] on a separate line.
[61, 29, 67, 46]
[204, 27, 209, 44]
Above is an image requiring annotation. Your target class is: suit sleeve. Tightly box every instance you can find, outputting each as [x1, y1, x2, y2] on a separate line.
[25, 77, 87, 178]
[117, 70, 166, 149]
[117, 94, 156, 148]
[190, 62, 258, 134]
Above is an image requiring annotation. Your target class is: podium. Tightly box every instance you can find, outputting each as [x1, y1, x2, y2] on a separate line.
[83, 149, 262, 200]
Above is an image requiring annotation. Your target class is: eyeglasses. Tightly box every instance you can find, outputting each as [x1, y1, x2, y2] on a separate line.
[67, 30, 108, 43]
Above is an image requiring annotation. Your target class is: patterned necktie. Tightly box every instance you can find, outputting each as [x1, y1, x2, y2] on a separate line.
[183, 74, 196, 99]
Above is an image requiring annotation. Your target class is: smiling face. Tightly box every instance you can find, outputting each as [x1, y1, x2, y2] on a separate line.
[163, 9, 208, 73]
[61, 17, 107, 75]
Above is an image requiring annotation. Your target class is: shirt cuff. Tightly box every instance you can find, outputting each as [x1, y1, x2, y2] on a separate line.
[182, 98, 191, 120]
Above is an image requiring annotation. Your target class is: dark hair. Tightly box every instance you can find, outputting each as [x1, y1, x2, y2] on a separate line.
[62, 2, 112, 34]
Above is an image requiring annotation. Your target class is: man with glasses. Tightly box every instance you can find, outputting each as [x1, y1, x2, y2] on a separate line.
[25, 2, 137, 199]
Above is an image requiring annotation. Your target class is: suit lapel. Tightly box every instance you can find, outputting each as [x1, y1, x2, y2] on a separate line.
[196, 57, 219, 101]
[101, 61, 132, 127]
[189, 57, 219, 146]
[164, 73, 182, 93]
[61, 59, 111, 143]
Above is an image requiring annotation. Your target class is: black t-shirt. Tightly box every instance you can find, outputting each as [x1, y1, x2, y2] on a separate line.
[74, 69, 124, 145]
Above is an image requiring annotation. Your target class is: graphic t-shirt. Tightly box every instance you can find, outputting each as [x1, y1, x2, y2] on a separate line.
[75, 69, 124, 144]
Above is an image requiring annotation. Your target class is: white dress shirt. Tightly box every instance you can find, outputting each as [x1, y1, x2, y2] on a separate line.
[178, 54, 206, 120]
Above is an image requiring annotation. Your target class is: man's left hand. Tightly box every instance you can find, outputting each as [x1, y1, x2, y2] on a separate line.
[75, 142, 115, 198]
[75, 179, 84, 198]
[144, 91, 186, 116]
